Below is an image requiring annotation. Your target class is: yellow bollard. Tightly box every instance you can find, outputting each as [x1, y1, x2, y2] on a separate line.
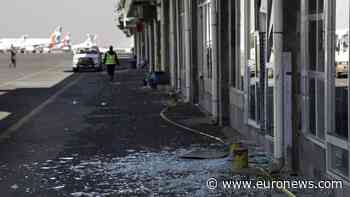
[229, 142, 242, 154]
[233, 148, 249, 170]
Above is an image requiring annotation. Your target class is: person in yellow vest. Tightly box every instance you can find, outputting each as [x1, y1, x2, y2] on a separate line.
[103, 46, 120, 82]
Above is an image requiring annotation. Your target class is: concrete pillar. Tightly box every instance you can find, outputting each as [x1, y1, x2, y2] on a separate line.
[169, 0, 177, 88]
[139, 31, 143, 68]
[211, 0, 219, 122]
[153, 19, 159, 71]
[136, 32, 141, 68]
[148, 22, 154, 72]
[190, 0, 198, 104]
[184, 0, 192, 102]
[175, 0, 181, 91]
[140, 31, 144, 64]
[228, 0, 235, 86]
[134, 33, 137, 57]
[273, 0, 284, 164]
[144, 23, 149, 65]
[161, 0, 169, 72]
[218, 0, 230, 125]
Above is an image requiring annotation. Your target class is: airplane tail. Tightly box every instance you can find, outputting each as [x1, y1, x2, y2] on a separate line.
[62, 33, 71, 48]
[49, 26, 63, 48]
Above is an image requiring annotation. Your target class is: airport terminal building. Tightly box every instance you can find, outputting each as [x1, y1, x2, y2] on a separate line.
[117, 0, 350, 195]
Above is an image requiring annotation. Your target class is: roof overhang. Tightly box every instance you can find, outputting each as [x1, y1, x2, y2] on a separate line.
[117, 0, 157, 35]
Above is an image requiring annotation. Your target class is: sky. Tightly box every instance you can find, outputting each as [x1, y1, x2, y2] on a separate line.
[337, 0, 350, 29]
[0, 0, 133, 48]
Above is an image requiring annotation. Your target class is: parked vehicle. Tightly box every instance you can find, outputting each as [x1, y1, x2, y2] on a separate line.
[72, 46, 102, 72]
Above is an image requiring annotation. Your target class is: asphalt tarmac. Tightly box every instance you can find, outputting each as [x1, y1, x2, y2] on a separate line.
[0, 53, 335, 197]
[0, 53, 223, 197]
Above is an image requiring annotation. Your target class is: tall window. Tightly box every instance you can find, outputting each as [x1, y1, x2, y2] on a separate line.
[239, 0, 247, 90]
[238, 0, 269, 128]
[206, 3, 212, 78]
[302, 0, 326, 140]
[300, 0, 350, 181]
[328, 0, 350, 179]
[198, 0, 212, 79]
[334, 0, 349, 139]
[247, 0, 261, 125]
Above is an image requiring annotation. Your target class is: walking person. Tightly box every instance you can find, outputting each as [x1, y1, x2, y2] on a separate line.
[9, 45, 17, 68]
[103, 46, 120, 82]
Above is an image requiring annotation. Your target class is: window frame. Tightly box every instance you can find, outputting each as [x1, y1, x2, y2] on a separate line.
[303, 0, 350, 180]
[301, 0, 327, 142]
[238, 0, 264, 128]
[197, 0, 212, 79]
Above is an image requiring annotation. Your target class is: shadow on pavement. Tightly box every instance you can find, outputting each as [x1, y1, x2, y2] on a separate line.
[0, 73, 80, 136]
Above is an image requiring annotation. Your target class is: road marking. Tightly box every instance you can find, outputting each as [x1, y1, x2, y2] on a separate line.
[0, 111, 11, 121]
[0, 75, 82, 141]
[0, 66, 62, 88]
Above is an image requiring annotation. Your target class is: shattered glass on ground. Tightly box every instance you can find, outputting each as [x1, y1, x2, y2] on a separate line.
[0, 144, 333, 197]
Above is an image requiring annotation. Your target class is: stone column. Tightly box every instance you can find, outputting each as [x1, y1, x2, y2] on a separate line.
[160, 0, 169, 72]
[184, 0, 192, 102]
[169, 0, 177, 88]
[148, 22, 154, 72]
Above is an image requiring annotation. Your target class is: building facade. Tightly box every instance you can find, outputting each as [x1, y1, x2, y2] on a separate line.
[117, 0, 350, 195]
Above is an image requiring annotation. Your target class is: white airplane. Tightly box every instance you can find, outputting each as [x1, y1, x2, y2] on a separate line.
[72, 34, 98, 50]
[0, 35, 27, 53]
[0, 26, 71, 53]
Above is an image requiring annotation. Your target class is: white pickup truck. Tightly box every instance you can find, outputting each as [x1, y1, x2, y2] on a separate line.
[72, 47, 103, 72]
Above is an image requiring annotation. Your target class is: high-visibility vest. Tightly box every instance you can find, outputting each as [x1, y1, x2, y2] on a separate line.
[105, 53, 117, 65]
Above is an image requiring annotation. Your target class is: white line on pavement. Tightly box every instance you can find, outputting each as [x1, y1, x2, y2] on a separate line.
[0, 75, 82, 141]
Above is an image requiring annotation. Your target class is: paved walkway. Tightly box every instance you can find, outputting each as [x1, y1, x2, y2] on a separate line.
[0, 66, 333, 196]
[0, 69, 222, 196]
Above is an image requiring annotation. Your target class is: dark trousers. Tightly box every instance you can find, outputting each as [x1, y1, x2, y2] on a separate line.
[9, 59, 16, 68]
[107, 64, 116, 81]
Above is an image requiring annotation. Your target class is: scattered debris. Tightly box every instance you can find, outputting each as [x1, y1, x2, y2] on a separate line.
[179, 148, 228, 159]
[71, 192, 101, 197]
[10, 184, 19, 190]
[126, 149, 136, 153]
[60, 157, 74, 161]
[52, 185, 65, 190]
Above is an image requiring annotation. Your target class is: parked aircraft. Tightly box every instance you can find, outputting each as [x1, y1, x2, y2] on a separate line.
[72, 34, 98, 50]
[0, 26, 71, 53]
[72, 35, 133, 58]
